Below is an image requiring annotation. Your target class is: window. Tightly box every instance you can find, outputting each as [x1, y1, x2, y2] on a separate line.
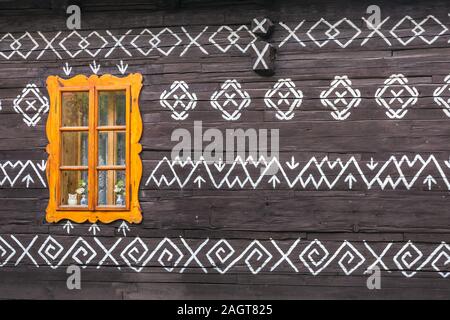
[45, 74, 143, 224]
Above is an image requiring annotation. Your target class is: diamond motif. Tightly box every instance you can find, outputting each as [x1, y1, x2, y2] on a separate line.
[433, 74, 450, 118]
[307, 18, 361, 48]
[0, 34, 17, 59]
[390, 15, 448, 45]
[320, 76, 361, 120]
[417, 15, 448, 44]
[83, 31, 108, 57]
[209, 26, 235, 53]
[390, 16, 419, 46]
[210, 79, 251, 121]
[307, 18, 335, 47]
[59, 31, 86, 58]
[10, 39, 21, 51]
[131, 28, 181, 56]
[233, 25, 257, 53]
[209, 25, 256, 53]
[131, 29, 158, 56]
[160, 81, 197, 120]
[15, 32, 39, 59]
[78, 38, 89, 49]
[375, 74, 419, 119]
[0, 32, 39, 59]
[13, 84, 49, 127]
[154, 28, 182, 56]
[332, 18, 361, 48]
[264, 79, 303, 120]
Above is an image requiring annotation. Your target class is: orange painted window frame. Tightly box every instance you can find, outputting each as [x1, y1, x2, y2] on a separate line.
[45, 74, 143, 224]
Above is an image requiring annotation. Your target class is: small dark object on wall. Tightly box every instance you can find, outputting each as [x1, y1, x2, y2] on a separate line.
[251, 40, 276, 76]
[252, 17, 274, 38]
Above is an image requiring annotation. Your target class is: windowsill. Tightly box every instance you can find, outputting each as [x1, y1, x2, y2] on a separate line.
[58, 205, 127, 210]
[59, 205, 89, 210]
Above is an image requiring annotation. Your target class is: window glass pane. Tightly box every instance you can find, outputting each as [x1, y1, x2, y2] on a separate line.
[98, 131, 126, 166]
[62, 92, 89, 127]
[98, 91, 126, 126]
[60, 170, 88, 207]
[61, 132, 88, 166]
[98, 170, 126, 207]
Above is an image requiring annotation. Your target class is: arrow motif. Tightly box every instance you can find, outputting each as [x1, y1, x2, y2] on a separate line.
[445, 157, 450, 168]
[268, 175, 280, 188]
[214, 159, 226, 172]
[118, 221, 130, 237]
[116, 60, 128, 75]
[63, 221, 74, 234]
[89, 223, 100, 235]
[63, 62, 72, 76]
[194, 176, 206, 188]
[423, 175, 437, 190]
[286, 156, 299, 170]
[367, 157, 378, 170]
[21, 174, 34, 188]
[37, 160, 47, 171]
[345, 173, 357, 189]
[89, 60, 101, 74]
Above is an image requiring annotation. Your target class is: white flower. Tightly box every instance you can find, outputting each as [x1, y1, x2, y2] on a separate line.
[114, 186, 121, 193]
[76, 187, 85, 195]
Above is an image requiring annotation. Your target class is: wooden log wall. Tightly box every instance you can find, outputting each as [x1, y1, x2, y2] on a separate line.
[0, 0, 449, 299]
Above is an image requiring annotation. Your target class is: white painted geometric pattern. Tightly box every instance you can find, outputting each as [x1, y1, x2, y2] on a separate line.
[0, 16, 448, 61]
[375, 74, 419, 119]
[0, 235, 448, 278]
[433, 74, 450, 118]
[393, 241, 424, 278]
[209, 25, 257, 53]
[146, 154, 450, 190]
[307, 18, 361, 48]
[160, 81, 197, 120]
[13, 84, 49, 127]
[159, 76, 450, 120]
[0, 160, 46, 188]
[59, 31, 108, 58]
[210, 80, 251, 121]
[320, 76, 361, 120]
[279, 15, 449, 48]
[264, 79, 303, 120]
[130, 28, 182, 57]
[0, 32, 39, 59]
[390, 15, 448, 46]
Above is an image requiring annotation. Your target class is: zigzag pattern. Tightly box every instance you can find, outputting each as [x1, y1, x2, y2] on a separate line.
[0, 160, 46, 188]
[145, 155, 450, 190]
[0, 235, 448, 277]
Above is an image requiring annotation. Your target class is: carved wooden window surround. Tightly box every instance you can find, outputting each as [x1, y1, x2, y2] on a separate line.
[45, 74, 143, 224]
